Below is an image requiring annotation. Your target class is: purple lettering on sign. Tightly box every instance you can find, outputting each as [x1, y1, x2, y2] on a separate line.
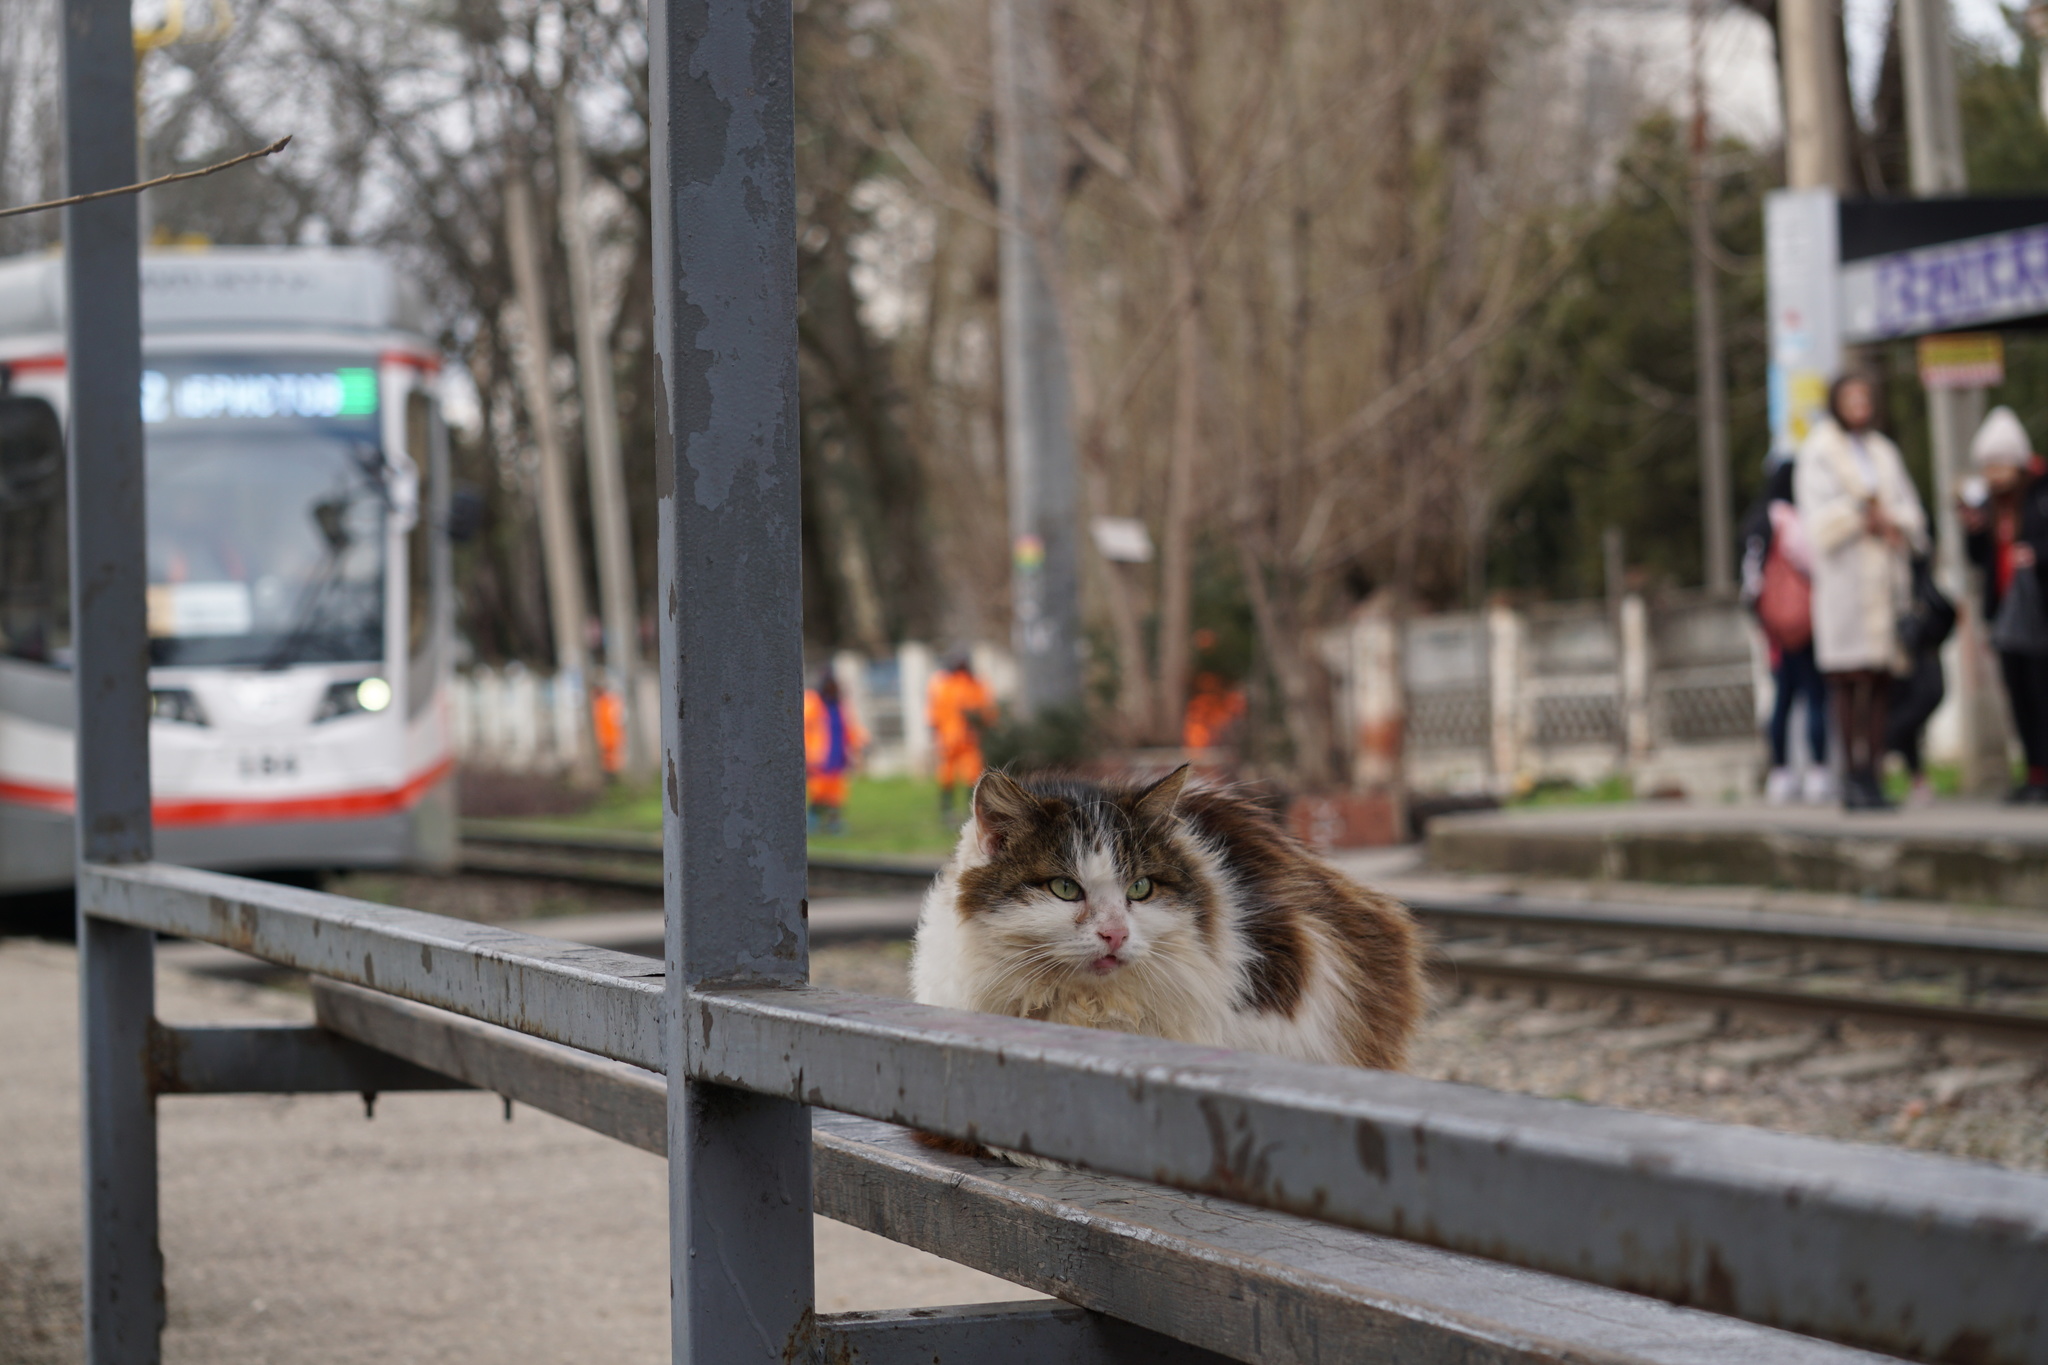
[1870, 222, 2048, 338]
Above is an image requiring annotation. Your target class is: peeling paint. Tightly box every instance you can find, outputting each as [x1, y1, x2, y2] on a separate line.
[1354, 1120, 1388, 1183]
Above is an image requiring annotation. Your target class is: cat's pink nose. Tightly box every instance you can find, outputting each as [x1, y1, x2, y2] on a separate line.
[1096, 922, 1129, 954]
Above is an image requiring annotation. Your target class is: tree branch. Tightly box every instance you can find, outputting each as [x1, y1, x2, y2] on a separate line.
[0, 136, 291, 221]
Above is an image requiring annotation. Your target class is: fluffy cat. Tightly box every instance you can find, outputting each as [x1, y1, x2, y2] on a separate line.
[910, 766, 1422, 1073]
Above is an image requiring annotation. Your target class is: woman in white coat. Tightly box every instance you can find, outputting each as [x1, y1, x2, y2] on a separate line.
[1794, 374, 1929, 810]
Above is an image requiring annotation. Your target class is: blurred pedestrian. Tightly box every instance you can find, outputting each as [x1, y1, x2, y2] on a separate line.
[1886, 640, 1946, 807]
[592, 688, 625, 776]
[1962, 406, 2048, 804]
[1740, 455, 1829, 804]
[1182, 672, 1247, 752]
[804, 669, 866, 835]
[928, 652, 996, 825]
[1796, 374, 1928, 811]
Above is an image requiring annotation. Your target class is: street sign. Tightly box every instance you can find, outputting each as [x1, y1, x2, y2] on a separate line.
[1765, 190, 1840, 457]
[1844, 221, 2048, 342]
[1917, 333, 2006, 389]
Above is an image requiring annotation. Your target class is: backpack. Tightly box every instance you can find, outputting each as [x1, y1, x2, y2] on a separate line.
[1757, 540, 1813, 652]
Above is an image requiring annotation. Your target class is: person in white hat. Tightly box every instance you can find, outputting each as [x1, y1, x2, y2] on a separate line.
[1962, 405, 2048, 804]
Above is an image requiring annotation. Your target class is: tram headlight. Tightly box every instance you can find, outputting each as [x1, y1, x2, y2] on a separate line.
[149, 688, 208, 727]
[315, 677, 393, 722]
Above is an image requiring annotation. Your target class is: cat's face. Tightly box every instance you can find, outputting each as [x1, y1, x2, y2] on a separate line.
[952, 767, 1212, 986]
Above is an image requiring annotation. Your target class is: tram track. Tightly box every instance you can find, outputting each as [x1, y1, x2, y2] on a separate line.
[458, 819, 939, 897]
[455, 823, 2048, 1046]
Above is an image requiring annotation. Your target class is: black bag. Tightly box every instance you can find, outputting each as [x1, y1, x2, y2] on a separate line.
[1992, 563, 2048, 656]
[1897, 557, 1957, 657]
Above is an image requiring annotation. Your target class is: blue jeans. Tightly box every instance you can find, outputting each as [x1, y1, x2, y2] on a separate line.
[1769, 646, 1828, 768]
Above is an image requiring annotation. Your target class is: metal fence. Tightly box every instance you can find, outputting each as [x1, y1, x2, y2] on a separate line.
[1339, 595, 1766, 800]
[60, 3, 2048, 1364]
[450, 643, 1019, 778]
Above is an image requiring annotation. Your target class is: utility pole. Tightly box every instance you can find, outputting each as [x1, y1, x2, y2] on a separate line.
[505, 171, 602, 788]
[1690, 0, 1733, 595]
[1900, 0, 2007, 793]
[1780, 0, 1851, 191]
[2028, 6, 2048, 126]
[557, 92, 650, 778]
[991, 0, 1083, 718]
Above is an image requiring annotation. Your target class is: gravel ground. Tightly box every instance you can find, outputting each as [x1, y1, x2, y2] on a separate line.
[1413, 987, 2048, 1170]
[811, 941, 2048, 1171]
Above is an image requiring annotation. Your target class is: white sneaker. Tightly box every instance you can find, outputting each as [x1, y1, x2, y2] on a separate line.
[1801, 768, 1834, 804]
[1765, 768, 1798, 805]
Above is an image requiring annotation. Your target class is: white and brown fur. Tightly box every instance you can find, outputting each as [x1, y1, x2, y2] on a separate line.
[911, 766, 1421, 1073]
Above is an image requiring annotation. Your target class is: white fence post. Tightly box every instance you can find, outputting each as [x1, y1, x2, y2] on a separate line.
[1621, 593, 1653, 765]
[1349, 596, 1402, 791]
[831, 649, 870, 742]
[1488, 602, 1525, 794]
[971, 641, 1019, 708]
[898, 641, 934, 777]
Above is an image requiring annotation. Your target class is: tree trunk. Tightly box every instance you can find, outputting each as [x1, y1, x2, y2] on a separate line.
[1156, 231, 1203, 745]
[1237, 534, 1335, 785]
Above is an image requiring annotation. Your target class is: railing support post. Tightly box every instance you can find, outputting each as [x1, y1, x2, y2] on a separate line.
[649, 3, 813, 1363]
[63, 0, 162, 1360]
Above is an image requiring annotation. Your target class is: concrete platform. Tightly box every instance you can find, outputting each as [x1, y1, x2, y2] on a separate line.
[1426, 802, 2048, 911]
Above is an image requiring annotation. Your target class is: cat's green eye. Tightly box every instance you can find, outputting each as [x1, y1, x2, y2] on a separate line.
[1127, 877, 1154, 901]
[1048, 876, 1084, 901]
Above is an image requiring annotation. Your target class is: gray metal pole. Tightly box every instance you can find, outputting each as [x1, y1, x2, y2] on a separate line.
[992, 0, 1083, 717]
[648, 3, 814, 1363]
[1689, 0, 1732, 596]
[63, 0, 163, 1358]
[1900, 0, 2007, 793]
[557, 92, 650, 778]
[1780, 0, 1850, 191]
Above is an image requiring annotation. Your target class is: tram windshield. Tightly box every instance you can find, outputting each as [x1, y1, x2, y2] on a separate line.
[146, 429, 387, 667]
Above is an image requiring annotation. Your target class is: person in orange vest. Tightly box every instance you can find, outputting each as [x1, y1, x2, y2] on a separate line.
[591, 688, 626, 776]
[804, 669, 867, 835]
[1182, 671, 1247, 752]
[927, 652, 996, 825]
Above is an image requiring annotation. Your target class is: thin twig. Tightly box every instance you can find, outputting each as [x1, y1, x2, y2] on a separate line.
[0, 136, 292, 221]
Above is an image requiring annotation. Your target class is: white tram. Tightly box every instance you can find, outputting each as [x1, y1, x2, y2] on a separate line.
[0, 247, 458, 890]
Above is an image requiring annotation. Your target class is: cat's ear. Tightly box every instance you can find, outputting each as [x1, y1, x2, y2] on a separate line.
[1131, 764, 1192, 825]
[972, 769, 1038, 855]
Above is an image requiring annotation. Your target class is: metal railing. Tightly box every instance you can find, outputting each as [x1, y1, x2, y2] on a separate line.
[60, 2, 2048, 1363]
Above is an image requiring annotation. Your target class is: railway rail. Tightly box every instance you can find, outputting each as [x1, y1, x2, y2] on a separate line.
[458, 818, 935, 896]
[455, 822, 2048, 1045]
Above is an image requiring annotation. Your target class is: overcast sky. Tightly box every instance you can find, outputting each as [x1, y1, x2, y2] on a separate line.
[1593, 0, 2030, 146]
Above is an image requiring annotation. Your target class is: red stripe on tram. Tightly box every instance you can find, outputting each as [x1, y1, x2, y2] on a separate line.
[0, 758, 454, 827]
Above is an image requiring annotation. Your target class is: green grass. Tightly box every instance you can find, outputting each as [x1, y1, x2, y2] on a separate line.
[552, 774, 961, 859]
[1508, 774, 1635, 808]
[1882, 762, 1963, 802]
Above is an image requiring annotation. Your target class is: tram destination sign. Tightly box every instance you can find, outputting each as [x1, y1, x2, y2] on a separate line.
[140, 364, 378, 423]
